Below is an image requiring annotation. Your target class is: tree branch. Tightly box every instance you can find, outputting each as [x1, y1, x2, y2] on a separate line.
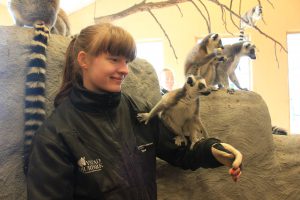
[239, 0, 242, 16]
[253, 25, 287, 53]
[208, 0, 287, 53]
[265, 0, 274, 8]
[94, 0, 189, 23]
[257, 0, 262, 7]
[175, 4, 183, 17]
[94, 0, 287, 62]
[229, 0, 240, 30]
[274, 42, 280, 68]
[220, 5, 234, 35]
[147, 9, 178, 60]
[198, 0, 212, 31]
[190, 0, 211, 33]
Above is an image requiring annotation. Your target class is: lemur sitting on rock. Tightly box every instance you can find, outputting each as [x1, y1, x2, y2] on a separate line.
[137, 75, 210, 149]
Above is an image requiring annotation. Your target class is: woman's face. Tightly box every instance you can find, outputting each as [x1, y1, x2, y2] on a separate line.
[80, 52, 129, 93]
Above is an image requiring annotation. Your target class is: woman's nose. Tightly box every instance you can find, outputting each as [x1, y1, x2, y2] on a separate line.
[118, 59, 129, 75]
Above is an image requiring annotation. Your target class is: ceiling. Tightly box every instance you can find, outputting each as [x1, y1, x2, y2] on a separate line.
[1, 0, 96, 14]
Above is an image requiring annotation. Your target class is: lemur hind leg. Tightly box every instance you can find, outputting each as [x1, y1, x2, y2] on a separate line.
[174, 135, 188, 146]
[183, 117, 209, 150]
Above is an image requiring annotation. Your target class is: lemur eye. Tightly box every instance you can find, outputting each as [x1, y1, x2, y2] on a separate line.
[187, 77, 194, 87]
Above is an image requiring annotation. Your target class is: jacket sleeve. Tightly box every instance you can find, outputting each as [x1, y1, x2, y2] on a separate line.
[27, 125, 75, 200]
[154, 117, 223, 170]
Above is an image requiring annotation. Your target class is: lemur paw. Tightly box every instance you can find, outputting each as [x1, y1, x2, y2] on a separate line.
[216, 55, 227, 62]
[227, 88, 235, 94]
[241, 88, 249, 91]
[174, 136, 188, 146]
[190, 142, 197, 150]
[208, 86, 219, 91]
[217, 84, 225, 90]
[137, 113, 150, 124]
[213, 48, 223, 56]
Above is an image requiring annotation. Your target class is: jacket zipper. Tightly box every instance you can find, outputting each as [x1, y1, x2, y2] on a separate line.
[105, 110, 146, 198]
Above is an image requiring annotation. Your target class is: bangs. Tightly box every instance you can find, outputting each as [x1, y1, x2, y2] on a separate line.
[89, 24, 136, 61]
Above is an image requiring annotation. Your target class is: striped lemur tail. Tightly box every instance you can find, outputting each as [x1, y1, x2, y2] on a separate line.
[272, 126, 288, 135]
[23, 22, 50, 174]
[239, 28, 245, 41]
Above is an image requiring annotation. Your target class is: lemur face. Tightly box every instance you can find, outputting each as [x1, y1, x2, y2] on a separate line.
[253, 5, 263, 20]
[186, 75, 211, 96]
[207, 33, 224, 53]
[242, 42, 256, 59]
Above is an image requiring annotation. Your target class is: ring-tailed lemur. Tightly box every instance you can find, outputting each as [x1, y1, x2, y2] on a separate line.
[51, 8, 71, 36]
[137, 75, 211, 149]
[184, 33, 226, 91]
[239, 5, 262, 41]
[184, 33, 224, 78]
[215, 41, 256, 92]
[196, 54, 227, 91]
[272, 126, 288, 135]
[8, 0, 60, 174]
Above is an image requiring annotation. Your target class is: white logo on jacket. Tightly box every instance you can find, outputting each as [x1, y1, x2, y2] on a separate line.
[77, 157, 103, 174]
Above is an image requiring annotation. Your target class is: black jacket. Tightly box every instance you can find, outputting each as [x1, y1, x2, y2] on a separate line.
[27, 83, 222, 200]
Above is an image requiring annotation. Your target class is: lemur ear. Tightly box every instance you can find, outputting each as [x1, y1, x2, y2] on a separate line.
[211, 33, 219, 41]
[243, 42, 251, 49]
[187, 76, 194, 87]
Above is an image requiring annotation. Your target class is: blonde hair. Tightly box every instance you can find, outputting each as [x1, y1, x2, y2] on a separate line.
[54, 23, 136, 107]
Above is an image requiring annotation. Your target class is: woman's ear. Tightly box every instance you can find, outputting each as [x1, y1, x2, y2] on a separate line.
[77, 51, 89, 69]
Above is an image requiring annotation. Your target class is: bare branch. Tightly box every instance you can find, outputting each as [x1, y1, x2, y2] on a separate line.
[229, 0, 240, 30]
[239, 0, 242, 16]
[147, 9, 178, 60]
[209, 0, 287, 53]
[190, 0, 211, 33]
[175, 4, 183, 17]
[253, 25, 287, 53]
[265, 0, 275, 8]
[94, 0, 189, 23]
[274, 42, 280, 68]
[257, 0, 262, 7]
[220, 6, 234, 35]
[198, 0, 211, 30]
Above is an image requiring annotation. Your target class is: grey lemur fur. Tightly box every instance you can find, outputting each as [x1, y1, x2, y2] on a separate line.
[239, 5, 262, 41]
[184, 33, 225, 90]
[215, 41, 256, 91]
[137, 75, 211, 149]
[51, 8, 71, 36]
[8, 0, 60, 174]
[8, 0, 60, 28]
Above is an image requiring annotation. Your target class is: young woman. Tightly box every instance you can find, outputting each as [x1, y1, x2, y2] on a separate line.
[27, 23, 242, 200]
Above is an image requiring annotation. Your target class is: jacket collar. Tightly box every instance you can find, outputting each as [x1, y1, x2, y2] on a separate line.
[70, 82, 121, 113]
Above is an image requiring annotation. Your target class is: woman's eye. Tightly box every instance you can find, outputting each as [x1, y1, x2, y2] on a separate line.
[109, 57, 118, 62]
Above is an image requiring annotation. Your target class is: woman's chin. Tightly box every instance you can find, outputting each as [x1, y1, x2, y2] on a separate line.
[108, 85, 122, 93]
